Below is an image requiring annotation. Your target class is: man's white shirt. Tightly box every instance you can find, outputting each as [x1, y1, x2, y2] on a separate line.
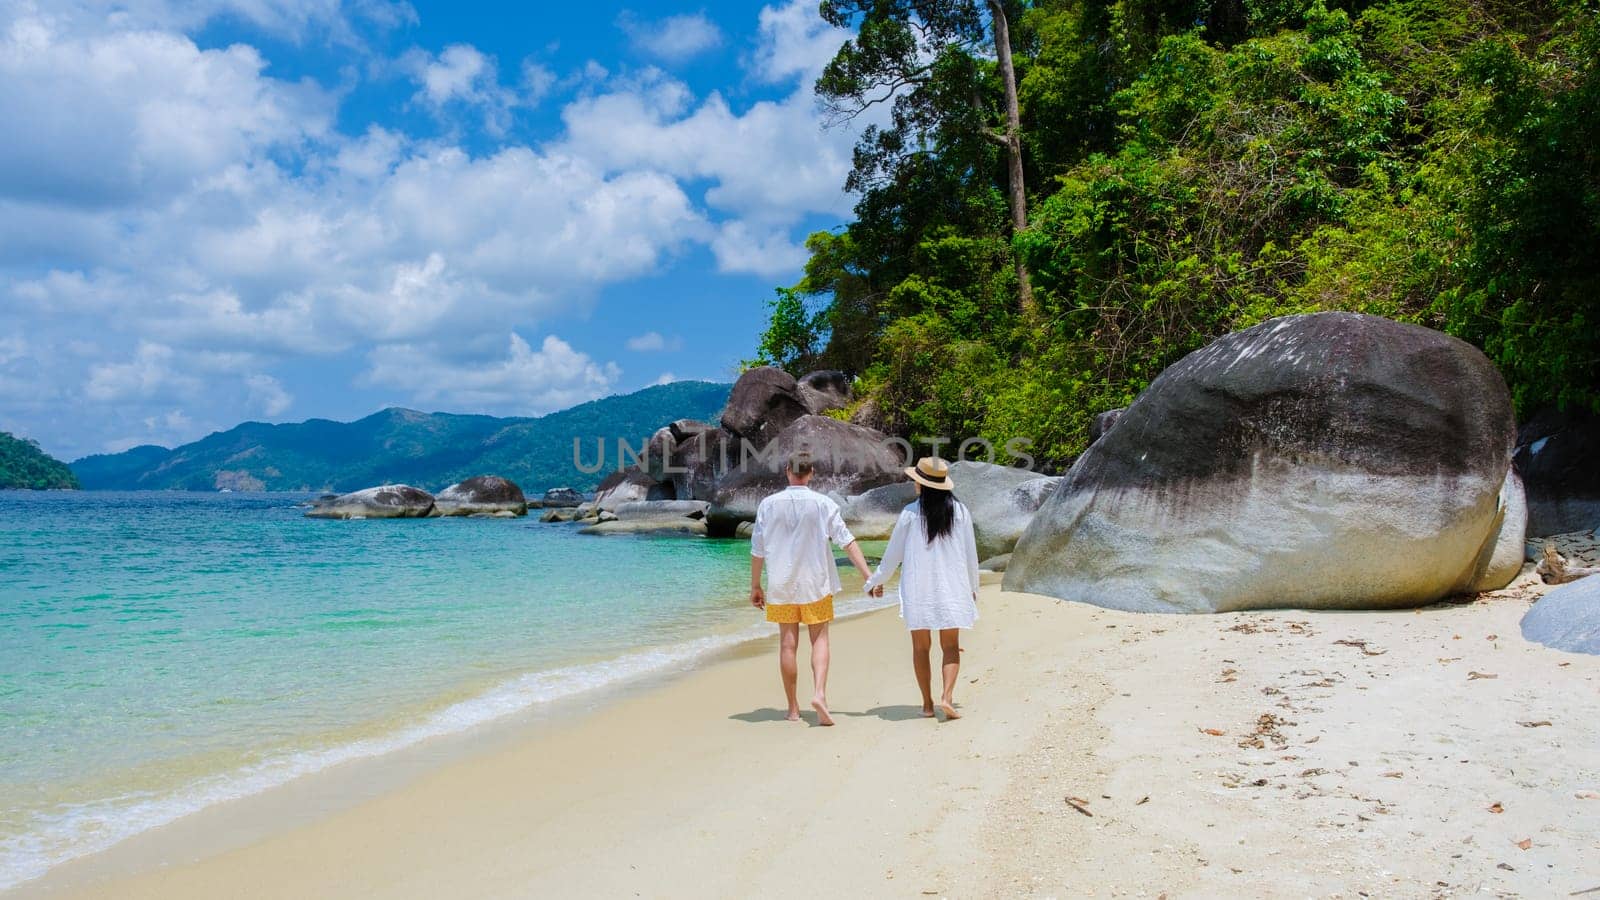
[750, 485, 857, 606]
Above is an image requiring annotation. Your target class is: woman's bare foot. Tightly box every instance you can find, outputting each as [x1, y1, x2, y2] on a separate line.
[938, 700, 961, 720]
[785, 708, 802, 722]
[811, 695, 835, 726]
[921, 704, 936, 718]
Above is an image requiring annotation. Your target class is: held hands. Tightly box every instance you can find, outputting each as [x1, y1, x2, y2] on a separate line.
[869, 584, 885, 598]
[749, 585, 765, 609]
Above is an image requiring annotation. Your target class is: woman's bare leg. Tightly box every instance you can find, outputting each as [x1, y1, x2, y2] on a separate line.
[807, 622, 834, 726]
[938, 628, 962, 720]
[910, 629, 934, 717]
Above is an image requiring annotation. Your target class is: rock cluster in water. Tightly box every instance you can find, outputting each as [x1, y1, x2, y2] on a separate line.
[307, 475, 535, 519]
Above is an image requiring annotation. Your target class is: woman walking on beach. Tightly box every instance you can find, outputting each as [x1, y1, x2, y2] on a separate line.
[864, 457, 980, 721]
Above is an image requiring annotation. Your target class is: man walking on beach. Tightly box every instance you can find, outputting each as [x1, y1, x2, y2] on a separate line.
[750, 451, 874, 726]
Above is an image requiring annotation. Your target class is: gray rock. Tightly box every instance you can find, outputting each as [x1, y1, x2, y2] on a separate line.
[949, 461, 1058, 560]
[541, 486, 584, 508]
[979, 553, 1011, 572]
[1526, 529, 1600, 566]
[797, 370, 852, 415]
[593, 470, 657, 511]
[1515, 407, 1600, 537]
[735, 521, 755, 539]
[580, 519, 708, 537]
[707, 415, 904, 536]
[1089, 408, 1125, 446]
[434, 475, 527, 517]
[540, 507, 581, 523]
[642, 420, 728, 501]
[613, 500, 710, 520]
[720, 366, 809, 450]
[1006, 312, 1520, 613]
[1521, 576, 1600, 655]
[305, 484, 436, 519]
[842, 482, 919, 540]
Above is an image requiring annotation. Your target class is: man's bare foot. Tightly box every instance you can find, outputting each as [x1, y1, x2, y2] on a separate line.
[921, 705, 936, 718]
[811, 696, 834, 726]
[939, 700, 961, 720]
[786, 709, 802, 722]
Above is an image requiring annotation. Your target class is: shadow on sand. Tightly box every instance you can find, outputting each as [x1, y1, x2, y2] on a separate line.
[729, 705, 932, 724]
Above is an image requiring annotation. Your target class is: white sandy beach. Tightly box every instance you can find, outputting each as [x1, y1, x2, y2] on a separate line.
[26, 568, 1600, 899]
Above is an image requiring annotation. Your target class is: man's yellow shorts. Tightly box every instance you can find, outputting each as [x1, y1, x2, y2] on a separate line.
[765, 595, 834, 625]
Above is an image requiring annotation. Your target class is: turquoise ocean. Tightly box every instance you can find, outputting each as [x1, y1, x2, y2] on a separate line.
[0, 491, 883, 891]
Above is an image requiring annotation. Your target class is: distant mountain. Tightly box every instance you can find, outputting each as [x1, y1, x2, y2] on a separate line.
[70, 381, 731, 493]
[0, 430, 81, 489]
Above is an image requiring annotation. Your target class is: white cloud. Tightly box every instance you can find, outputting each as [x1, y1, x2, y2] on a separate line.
[749, 0, 851, 83]
[245, 374, 293, 416]
[0, 1, 864, 457]
[361, 333, 621, 414]
[625, 331, 683, 352]
[559, 75, 857, 225]
[84, 342, 197, 401]
[652, 372, 678, 386]
[618, 11, 722, 62]
[0, 17, 334, 208]
[710, 221, 809, 276]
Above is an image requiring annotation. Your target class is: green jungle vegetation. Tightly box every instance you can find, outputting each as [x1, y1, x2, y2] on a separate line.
[754, 0, 1598, 468]
[0, 430, 80, 490]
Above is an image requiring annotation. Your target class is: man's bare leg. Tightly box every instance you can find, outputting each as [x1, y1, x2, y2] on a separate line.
[938, 628, 962, 720]
[808, 621, 834, 726]
[910, 629, 935, 717]
[778, 623, 801, 721]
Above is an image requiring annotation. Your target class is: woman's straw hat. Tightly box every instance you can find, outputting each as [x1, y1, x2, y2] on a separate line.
[905, 456, 954, 491]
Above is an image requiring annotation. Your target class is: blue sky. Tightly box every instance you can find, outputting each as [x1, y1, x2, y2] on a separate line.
[0, 0, 865, 460]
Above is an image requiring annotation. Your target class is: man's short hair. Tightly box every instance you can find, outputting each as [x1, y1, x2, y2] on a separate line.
[787, 450, 814, 477]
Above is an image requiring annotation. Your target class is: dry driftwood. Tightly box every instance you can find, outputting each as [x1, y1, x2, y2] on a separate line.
[1537, 543, 1600, 585]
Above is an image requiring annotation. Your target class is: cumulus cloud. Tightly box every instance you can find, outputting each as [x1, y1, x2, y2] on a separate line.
[749, 0, 852, 83]
[618, 11, 722, 62]
[710, 221, 810, 276]
[0, 0, 865, 456]
[245, 374, 293, 417]
[652, 372, 678, 385]
[559, 75, 856, 225]
[361, 333, 621, 414]
[0, 17, 334, 208]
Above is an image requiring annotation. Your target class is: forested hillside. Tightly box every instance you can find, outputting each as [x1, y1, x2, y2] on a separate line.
[0, 430, 79, 489]
[756, 0, 1598, 467]
[71, 381, 731, 493]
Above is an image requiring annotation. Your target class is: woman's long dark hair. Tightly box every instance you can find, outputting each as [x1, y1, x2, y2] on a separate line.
[919, 488, 957, 543]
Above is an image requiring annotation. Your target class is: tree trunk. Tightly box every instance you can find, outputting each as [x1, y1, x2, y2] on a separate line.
[988, 0, 1036, 321]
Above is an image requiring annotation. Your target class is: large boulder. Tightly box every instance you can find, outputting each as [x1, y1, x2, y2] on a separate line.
[613, 500, 710, 520]
[842, 481, 919, 540]
[541, 487, 584, 508]
[592, 470, 660, 511]
[720, 366, 809, 450]
[707, 415, 904, 536]
[1006, 312, 1523, 613]
[1515, 407, 1600, 538]
[1521, 576, 1600, 655]
[643, 420, 728, 501]
[798, 370, 852, 415]
[305, 484, 435, 519]
[949, 461, 1059, 560]
[1089, 408, 1125, 447]
[434, 475, 527, 517]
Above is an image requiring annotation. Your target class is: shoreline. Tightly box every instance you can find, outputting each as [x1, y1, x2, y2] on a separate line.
[6, 575, 894, 896]
[24, 569, 1600, 898]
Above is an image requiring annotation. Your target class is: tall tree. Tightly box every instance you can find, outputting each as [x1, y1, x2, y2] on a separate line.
[817, 0, 1037, 319]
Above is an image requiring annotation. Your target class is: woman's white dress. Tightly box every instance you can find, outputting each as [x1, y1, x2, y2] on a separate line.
[862, 501, 981, 630]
